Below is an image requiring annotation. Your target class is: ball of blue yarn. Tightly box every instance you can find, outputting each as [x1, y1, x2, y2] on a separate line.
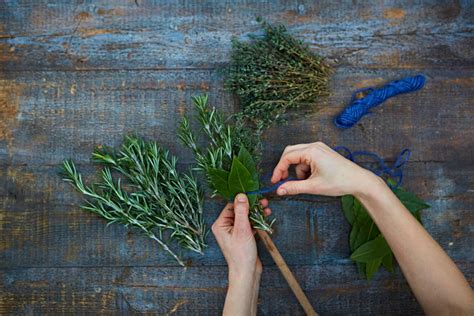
[334, 74, 426, 129]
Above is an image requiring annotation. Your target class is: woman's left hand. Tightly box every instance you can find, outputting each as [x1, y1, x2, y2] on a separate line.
[212, 193, 271, 316]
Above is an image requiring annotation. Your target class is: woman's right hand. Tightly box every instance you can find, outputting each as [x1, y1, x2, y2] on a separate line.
[271, 142, 382, 197]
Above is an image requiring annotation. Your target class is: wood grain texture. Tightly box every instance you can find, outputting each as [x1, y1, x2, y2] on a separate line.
[0, 1, 473, 70]
[1, 0, 473, 315]
[1, 264, 473, 315]
[0, 68, 473, 166]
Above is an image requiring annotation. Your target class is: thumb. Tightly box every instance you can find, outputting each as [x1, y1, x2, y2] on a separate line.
[233, 193, 252, 235]
[277, 179, 312, 196]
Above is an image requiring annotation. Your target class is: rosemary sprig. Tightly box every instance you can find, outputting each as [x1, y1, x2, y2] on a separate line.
[225, 18, 332, 129]
[179, 95, 274, 233]
[61, 136, 208, 266]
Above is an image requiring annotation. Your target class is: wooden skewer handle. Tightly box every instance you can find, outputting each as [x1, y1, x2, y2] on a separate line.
[257, 230, 318, 316]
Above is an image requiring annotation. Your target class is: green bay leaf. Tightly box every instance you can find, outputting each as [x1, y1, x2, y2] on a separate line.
[208, 168, 231, 199]
[366, 257, 382, 280]
[394, 188, 430, 214]
[228, 156, 259, 196]
[237, 145, 258, 182]
[351, 235, 391, 263]
[341, 195, 355, 224]
[353, 198, 370, 224]
[382, 252, 394, 273]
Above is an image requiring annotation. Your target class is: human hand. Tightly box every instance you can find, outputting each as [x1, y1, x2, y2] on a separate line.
[271, 142, 381, 197]
[212, 194, 271, 316]
[212, 194, 271, 279]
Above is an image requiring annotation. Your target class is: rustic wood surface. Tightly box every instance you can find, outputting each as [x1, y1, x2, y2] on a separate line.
[1, 1, 473, 315]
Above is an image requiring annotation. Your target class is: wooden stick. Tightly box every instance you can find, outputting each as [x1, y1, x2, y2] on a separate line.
[257, 230, 318, 316]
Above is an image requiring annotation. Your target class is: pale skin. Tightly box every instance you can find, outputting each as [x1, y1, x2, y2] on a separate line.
[212, 142, 473, 316]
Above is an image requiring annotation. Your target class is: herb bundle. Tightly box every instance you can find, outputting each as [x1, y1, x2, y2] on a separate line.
[225, 18, 332, 129]
[61, 135, 208, 266]
[179, 95, 274, 232]
[341, 180, 429, 279]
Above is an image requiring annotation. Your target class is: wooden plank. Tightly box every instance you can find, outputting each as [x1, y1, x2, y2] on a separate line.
[5, 263, 473, 315]
[1, 163, 472, 268]
[1, 1, 473, 314]
[1, 68, 473, 167]
[2, 264, 473, 315]
[0, 1, 472, 70]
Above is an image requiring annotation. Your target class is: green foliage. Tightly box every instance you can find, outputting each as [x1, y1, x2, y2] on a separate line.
[61, 135, 208, 267]
[178, 95, 275, 232]
[225, 18, 332, 129]
[341, 184, 430, 280]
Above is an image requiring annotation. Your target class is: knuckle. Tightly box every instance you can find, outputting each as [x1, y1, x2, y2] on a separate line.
[314, 141, 325, 147]
[309, 145, 320, 155]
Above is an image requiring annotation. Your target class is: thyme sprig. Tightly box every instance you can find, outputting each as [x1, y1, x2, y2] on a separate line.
[61, 136, 208, 266]
[225, 18, 332, 128]
[179, 95, 274, 232]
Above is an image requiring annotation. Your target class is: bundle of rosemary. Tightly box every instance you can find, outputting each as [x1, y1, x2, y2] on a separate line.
[61, 135, 208, 266]
[225, 18, 332, 129]
[178, 95, 274, 232]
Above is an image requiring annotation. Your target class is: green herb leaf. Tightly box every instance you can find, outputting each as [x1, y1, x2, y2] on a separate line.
[208, 168, 231, 199]
[366, 257, 382, 280]
[353, 198, 370, 224]
[228, 156, 259, 197]
[179, 95, 274, 233]
[61, 136, 208, 266]
[342, 182, 429, 280]
[351, 235, 391, 263]
[341, 195, 355, 224]
[225, 19, 331, 129]
[238, 145, 258, 182]
[394, 187, 430, 215]
[351, 219, 380, 252]
[382, 252, 394, 273]
[349, 200, 376, 251]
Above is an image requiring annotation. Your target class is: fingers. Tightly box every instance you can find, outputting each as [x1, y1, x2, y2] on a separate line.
[233, 194, 252, 236]
[263, 207, 272, 216]
[295, 163, 311, 179]
[271, 150, 307, 183]
[277, 179, 313, 196]
[259, 199, 271, 216]
[213, 202, 235, 228]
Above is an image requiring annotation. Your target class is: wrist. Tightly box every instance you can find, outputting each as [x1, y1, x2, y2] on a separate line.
[353, 170, 387, 201]
[224, 269, 260, 316]
[229, 265, 261, 286]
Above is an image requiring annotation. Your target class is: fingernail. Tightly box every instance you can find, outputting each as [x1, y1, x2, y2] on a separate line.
[237, 194, 247, 202]
[278, 188, 287, 195]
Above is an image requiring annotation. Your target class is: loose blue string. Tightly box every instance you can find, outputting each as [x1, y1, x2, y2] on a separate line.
[246, 177, 299, 195]
[246, 147, 411, 195]
[334, 74, 426, 129]
[333, 146, 411, 188]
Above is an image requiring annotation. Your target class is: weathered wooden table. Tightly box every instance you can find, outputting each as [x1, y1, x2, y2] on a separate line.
[1, 1, 473, 315]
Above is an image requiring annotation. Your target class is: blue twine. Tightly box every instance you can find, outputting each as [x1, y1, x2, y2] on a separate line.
[333, 146, 411, 188]
[334, 75, 426, 129]
[246, 147, 411, 195]
[246, 177, 299, 195]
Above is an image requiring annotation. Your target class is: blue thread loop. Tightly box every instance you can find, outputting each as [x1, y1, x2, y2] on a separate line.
[246, 177, 299, 195]
[333, 146, 411, 188]
[334, 75, 426, 129]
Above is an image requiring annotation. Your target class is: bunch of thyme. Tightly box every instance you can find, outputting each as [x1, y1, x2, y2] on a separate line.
[61, 135, 208, 266]
[225, 18, 332, 129]
[178, 95, 274, 232]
